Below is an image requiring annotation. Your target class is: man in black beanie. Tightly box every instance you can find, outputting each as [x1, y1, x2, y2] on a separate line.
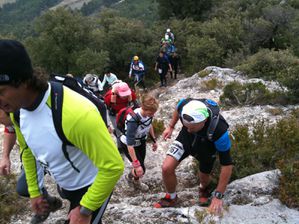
[0, 39, 124, 224]
[0, 40, 63, 224]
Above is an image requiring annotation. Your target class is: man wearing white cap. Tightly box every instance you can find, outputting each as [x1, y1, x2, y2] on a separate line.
[154, 98, 233, 215]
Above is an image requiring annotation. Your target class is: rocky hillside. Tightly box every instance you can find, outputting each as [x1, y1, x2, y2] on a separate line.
[7, 67, 299, 223]
[0, 0, 123, 10]
[50, 0, 93, 10]
[0, 0, 91, 9]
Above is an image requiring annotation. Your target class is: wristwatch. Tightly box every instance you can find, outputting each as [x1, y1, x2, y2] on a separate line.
[80, 206, 93, 216]
[213, 191, 224, 199]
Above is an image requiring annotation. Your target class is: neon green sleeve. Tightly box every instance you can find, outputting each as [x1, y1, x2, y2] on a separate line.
[10, 114, 41, 198]
[61, 87, 124, 211]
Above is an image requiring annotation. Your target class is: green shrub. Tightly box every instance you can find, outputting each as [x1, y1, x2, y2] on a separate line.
[200, 17, 245, 56]
[267, 107, 284, 116]
[291, 108, 299, 118]
[202, 78, 221, 90]
[194, 209, 216, 224]
[230, 116, 299, 208]
[152, 119, 165, 138]
[198, 70, 210, 78]
[186, 35, 225, 73]
[277, 64, 299, 103]
[236, 49, 299, 81]
[224, 48, 250, 68]
[220, 81, 288, 107]
[277, 160, 299, 208]
[0, 175, 27, 223]
[230, 124, 265, 179]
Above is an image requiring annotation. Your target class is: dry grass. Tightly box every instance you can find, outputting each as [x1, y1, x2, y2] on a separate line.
[0, 174, 27, 223]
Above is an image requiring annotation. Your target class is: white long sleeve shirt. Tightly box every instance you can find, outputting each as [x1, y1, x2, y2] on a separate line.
[101, 73, 118, 88]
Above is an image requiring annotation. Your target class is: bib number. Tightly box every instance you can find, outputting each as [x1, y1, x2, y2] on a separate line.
[135, 139, 142, 146]
[167, 140, 185, 161]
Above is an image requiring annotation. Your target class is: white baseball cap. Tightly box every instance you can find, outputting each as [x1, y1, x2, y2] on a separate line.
[181, 101, 209, 124]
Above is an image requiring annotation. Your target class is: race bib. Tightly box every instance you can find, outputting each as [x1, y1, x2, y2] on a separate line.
[133, 65, 140, 70]
[167, 140, 185, 161]
[158, 68, 162, 74]
[134, 139, 142, 146]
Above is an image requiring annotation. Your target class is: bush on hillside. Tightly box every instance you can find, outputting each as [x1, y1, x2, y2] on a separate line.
[229, 116, 299, 208]
[224, 48, 251, 68]
[198, 70, 210, 78]
[277, 64, 299, 103]
[186, 35, 224, 74]
[277, 159, 299, 208]
[220, 81, 288, 106]
[151, 119, 165, 138]
[291, 108, 299, 118]
[201, 78, 222, 90]
[184, 15, 246, 74]
[200, 17, 245, 56]
[267, 107, 284, 116]
[235, 49, 299, 80]
[75, 48, 110, 75]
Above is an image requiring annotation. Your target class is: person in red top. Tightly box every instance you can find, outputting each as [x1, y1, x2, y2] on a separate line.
[104, 82, 138, 145]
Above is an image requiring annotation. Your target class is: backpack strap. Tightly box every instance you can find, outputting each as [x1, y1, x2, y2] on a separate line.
[124, 109, 141, 127]
[13, 110, 20, 127]
[50, 81, 72, 145]
[50, 81, 80, 173]
[202, 99, 220, 141]
[129, 110, 141, 124]
[126, 111, 153, 141]
[177, 98, 193, 115]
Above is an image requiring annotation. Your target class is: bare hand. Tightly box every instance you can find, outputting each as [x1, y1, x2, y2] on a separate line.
[162, 127, 173, 140]
[133, 166, 144, 178]
[207, 197, 223, 215]
[68, 206, 92, 224]
[152, 142, 158, 151]
[108, 126, 113, 134]
[0, 157, 11, 175]
[31, 196, 49, 215]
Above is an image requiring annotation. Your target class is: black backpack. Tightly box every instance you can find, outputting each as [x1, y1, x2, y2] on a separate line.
[50, 74, 107, 127]
[177, 98, 220, 141]
[14, 74, 108, 172]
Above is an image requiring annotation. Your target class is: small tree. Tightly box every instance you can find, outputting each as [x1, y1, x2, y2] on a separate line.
[75, 48, 110, 75]
[186, 35, 224, 73]
[26, 8, 94, 75]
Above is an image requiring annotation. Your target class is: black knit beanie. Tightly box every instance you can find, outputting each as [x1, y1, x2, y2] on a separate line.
[0, 39, 33, 85]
